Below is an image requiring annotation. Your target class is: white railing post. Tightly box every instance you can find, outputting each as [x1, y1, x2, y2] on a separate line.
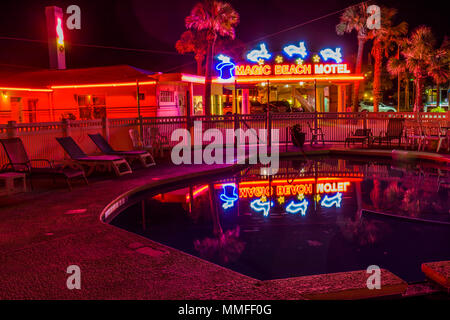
[62, 119, 71, 137]
[102, 117, 110, 142]
[6, 121, 17, 138]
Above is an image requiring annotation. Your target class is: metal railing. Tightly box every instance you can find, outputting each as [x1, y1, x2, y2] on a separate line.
[0, 112, 448, 169]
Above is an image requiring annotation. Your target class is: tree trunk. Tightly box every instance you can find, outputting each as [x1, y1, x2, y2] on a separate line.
[397, 47, 400, 111]
[405, 78, 410, 110]
[195, 54, 204, 76]
[203, 34, 218, 116]
[436, 84, 441, 109]
[414, 76, 424, 112]
[204, 42, 213, 116]
[372, 42, 382, 113]
[353, 36, 365, 111]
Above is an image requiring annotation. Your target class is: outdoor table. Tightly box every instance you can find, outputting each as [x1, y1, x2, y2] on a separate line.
[345, 135, 371, 147]
[0, 172, 27, 196]
[345, 129, 373, 147]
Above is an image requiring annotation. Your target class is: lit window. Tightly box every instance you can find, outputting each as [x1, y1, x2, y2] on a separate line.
[160, 91, 174, 103]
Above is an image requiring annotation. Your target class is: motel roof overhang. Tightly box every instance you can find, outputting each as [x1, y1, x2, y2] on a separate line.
[0, 64, 364, 93]
[0, 65, 160, 92]
[0, 67, 209, 92]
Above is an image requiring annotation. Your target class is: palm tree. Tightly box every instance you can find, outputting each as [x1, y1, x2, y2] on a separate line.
[387, 37, 411, 110]
[369, 7, 408, 112]
[336, 2, 369, 111]
[176, 30, 208, 75]
[400, 27, 448, 112]
[185, 0, 239, 115]
[428, 38, 449, 109]
[387, 55, 412, 110]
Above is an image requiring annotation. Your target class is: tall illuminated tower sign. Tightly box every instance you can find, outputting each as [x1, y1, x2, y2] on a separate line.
[45, 6, 66, 70]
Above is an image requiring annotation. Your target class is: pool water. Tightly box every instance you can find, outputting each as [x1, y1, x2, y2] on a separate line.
[111, 157, 450, 282]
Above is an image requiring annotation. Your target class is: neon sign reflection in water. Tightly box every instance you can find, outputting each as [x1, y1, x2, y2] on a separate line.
[216, 55, 235, 81]
[283, 42, 308, 58]
[319, 48, 343, 64]
[321, 192, 343, 208]
[250, 198, 274, 217]
[285, 199, 309, 216]
[247, 43, 272, 63]
[219, 184, 239, 209]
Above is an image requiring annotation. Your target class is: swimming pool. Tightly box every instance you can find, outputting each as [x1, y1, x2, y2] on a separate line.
[111, 156, 450, 282]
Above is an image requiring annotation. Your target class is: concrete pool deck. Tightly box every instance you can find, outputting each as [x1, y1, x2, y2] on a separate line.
[0, 146, 448, 299]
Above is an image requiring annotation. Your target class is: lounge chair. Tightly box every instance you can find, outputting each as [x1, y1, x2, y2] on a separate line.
[56, 137, 132, 176]
[345, 129, 372, 147]
[372, 118, 404, 147]
[88, 133, 155, 168]
[0, 137, 87, 190]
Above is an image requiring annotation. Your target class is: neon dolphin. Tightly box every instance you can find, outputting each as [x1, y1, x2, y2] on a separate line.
[319, 48, 343, 63]
[247, 43, 272, 63]
[250, 198, 274, 217]
[285, 199, 309, 216]
[321, 192, 343, 208]
[283, 42, 308, 58]
[219, 183, 239, 209]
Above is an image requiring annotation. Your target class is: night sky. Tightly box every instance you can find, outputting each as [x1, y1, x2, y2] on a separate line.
[0, 0, 448, 74]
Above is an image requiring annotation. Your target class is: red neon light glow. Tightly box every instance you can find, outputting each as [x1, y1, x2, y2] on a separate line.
[237, 181, 353, 198]
[185, 185, 209, 201]
[56, 18, 64, 47]
[222, 177, 363, 187]
[220, 75, 365, 84]
[234, 63, 352, 77]
[50, 81, 156, 89]
[0, 87, 53, 92]
[181, 75, 206, 84]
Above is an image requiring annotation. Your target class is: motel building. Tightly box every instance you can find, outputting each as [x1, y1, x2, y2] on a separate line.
[0, 6, 363, 124]
[0, 45, 363, 124]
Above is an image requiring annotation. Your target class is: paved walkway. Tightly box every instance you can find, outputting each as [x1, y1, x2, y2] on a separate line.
[0, 162, 305, 299]
[0, 146, 446, 299]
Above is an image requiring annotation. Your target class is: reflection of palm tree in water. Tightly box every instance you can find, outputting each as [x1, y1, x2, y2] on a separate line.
[370, 179, 383, 210]
[336, 214, 385, 246]
[193, 184, 245, 264]
[194, 226, 245, 264]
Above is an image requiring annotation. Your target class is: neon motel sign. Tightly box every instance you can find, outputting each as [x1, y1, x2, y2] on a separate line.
[235, 63, 351, 76]
[238, 181, 351, 198]
[216, 41, 354, 81]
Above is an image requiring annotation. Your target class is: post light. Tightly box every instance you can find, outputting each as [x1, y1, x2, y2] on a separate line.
[56, 17, 64, 50]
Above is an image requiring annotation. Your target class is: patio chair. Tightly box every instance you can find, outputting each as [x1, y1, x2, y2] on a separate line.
[0, 137, 88, 190]
[144, 127, 170, 157]
[421, 121, 447, 153]
[345, 129, 372, 147]
[404, 120, 424, 151]
[56, 137, 132, 176]
[306, 121, 325, 145]
[372, 118, 404, 147]
[88, 133, 155, 168]
[129, 128, 144, 149]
